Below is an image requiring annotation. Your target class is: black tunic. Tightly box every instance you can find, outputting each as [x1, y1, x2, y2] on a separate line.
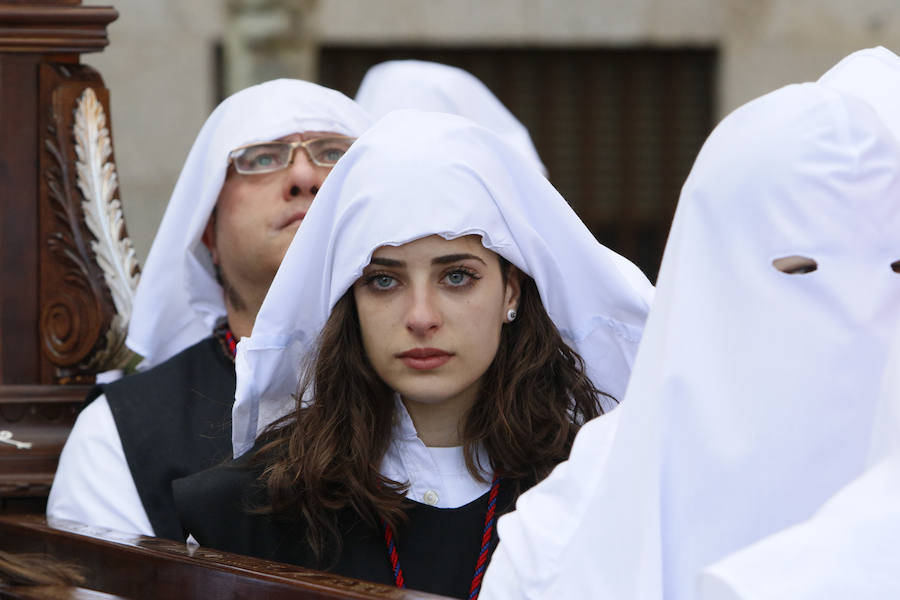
[88, 336, 236, 540]
[173, 456, 525, 599]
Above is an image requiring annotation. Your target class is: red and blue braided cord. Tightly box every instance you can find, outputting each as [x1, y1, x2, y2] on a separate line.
[383, 519, 405, 588]
[382, 474, 501, 600]
[223, 329, 237, 358]
[213, 320, 238, 360]
[468, 473, 500, 600]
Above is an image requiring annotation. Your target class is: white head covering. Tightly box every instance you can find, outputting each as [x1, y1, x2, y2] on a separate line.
[694, 317, 900, 600]
[483, 83, 900, 599]
[231, 109, 652, 457]
[819, 46, 900, 143]
[355, 60, 547, 176]
[127, 79, 372, 368]
[686, 53, 900, 599]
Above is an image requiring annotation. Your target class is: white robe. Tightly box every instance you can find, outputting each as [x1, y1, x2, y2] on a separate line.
[481, 82, 900, 599]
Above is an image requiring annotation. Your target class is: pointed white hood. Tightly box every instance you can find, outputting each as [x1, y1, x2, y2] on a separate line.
[484, 82, 900, 599]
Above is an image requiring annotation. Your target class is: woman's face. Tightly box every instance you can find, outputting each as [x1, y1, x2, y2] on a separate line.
[354, 235, 520, 417]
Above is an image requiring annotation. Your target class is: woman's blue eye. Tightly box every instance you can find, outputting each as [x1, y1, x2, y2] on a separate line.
[372, 275, 395, 289]
[445, 271, 470, 286]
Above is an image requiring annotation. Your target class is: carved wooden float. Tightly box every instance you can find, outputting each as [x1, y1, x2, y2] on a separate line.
[0, 0, 138, 510]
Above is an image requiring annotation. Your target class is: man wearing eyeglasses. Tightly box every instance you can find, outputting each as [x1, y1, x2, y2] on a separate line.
[204, 132, 357, 343]
[48, 80, 372, 540]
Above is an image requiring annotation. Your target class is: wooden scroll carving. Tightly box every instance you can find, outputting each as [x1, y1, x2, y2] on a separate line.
[38, 62, 139, 382]
[1, 1, 122, 509]
[74, 87, 140, 370]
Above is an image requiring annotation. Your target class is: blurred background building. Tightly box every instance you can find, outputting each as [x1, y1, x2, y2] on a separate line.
[87, 0, 900, 281]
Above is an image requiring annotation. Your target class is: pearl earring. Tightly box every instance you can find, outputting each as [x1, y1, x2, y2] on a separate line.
[507, 309, 517, 322]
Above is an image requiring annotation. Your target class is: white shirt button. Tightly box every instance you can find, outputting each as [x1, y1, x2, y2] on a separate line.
[423, 489, 440, 506]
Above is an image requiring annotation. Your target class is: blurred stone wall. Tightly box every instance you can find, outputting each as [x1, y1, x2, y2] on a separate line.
[719, 0, 900, 114]
[84, 0, 225, 261]
[85, 0, 900, 263]
[224, 0, 319, 93]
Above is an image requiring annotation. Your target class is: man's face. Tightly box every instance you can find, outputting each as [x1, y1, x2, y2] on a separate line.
[202, 131, 341, 308]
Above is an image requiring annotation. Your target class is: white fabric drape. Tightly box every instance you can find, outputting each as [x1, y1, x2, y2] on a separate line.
[127, 79, 372, 368]
[231, 109, 653, 458]
[697, 456, 900, 599]
[697, 323, 900, 599]
[819, 46, 900, 143]
[47, 395, 154, 537]
[685, 46, 900, 600]
[355, 60, 547, 176]
[481, 82, 900, 599]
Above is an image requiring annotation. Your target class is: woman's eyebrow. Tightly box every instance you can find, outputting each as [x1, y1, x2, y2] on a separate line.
[432, 253, 486, 265]
[369, 257, 404, 267]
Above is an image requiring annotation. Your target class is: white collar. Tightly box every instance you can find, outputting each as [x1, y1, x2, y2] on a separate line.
[380, 394, 491, 509]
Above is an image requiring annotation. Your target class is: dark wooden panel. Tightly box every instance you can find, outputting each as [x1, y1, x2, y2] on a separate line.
[0, 51, 41, 386]
[1, 0, 125, 511]
[318, 46, 717, 281]
[0, 515, 449, 600]
[0, 587, 127, 600]
[0, 385, 86, 500]
[0, 5, 117, 54]
[0, 1, 82, 5]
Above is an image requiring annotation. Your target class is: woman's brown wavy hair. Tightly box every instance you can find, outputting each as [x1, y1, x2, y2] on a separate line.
[0, 551, 85, 586]
[256, 261, 614, 566]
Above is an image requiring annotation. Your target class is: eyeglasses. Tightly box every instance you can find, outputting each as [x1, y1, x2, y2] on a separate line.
[228, 135, 356, 174]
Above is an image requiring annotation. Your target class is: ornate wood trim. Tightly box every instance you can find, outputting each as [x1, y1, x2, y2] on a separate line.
[0, 384, 90, 403]
[0, 5, 118, 54]
[38, 62, 139, 382]
[1, 1, 121, 506]
[0, 1, 82, 5]
[0, 473, 52, 497]
[1, 515, 447, 599]
[74, 87, 140, 371]
[0, 384, 87, 498]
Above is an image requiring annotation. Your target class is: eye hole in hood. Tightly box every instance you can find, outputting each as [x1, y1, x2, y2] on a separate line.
[772, 256, 818, 275]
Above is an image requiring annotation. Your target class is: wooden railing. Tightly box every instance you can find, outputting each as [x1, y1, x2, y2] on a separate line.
[0, 515, 451, 599]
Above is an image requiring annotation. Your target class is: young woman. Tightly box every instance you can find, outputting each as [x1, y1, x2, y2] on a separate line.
[173, 110, 652, 598]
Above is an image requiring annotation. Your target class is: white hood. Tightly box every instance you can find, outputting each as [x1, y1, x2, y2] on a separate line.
[356, 59, 547, 176]
[231, 109, 653, 457]
[485, 82, 900, 599]
[127, 79, 372, 368]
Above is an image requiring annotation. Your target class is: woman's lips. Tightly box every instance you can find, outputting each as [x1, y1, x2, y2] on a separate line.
[279, 210, 307, 229]
[396, 348, 453, 370]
